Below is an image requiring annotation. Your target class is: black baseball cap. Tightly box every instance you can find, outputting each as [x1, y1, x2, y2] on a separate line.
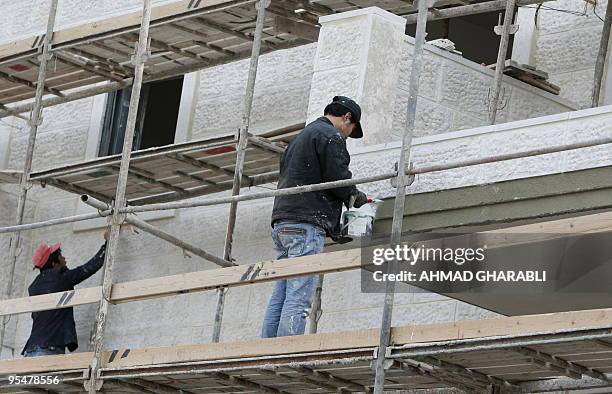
[331, 96, 363, 138]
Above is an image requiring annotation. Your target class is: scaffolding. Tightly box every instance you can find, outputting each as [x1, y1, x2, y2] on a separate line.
[0, 0, 612, 392]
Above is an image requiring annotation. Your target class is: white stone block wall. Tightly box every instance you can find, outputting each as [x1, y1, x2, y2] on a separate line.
[352, 105, 612, 200]
[392, 37, 576, 140]
[533, 0, 608, 108]
[0, 0, 176, 43]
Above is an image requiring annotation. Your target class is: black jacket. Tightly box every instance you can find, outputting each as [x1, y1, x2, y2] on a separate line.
[271, 117, 357, 238]
[22, 244, 106, 355]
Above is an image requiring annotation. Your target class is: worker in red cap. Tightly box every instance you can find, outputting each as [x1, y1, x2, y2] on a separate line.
[22, 230, 109, 357]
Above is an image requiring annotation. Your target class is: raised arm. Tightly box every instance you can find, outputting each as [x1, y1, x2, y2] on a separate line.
[61, 243, 107, 287]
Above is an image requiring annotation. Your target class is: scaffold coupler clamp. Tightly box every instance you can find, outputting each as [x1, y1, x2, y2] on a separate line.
[371, 347, 394, 370]
[493, 12, 519, 36]
[84, 365, 103, 392]
[130, 42, 151, 66]
[391, 162, 415, 188]
[256, 0, 271, 9]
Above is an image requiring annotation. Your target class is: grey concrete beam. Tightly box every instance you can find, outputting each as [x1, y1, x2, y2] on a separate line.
[374, 165, 612, 235]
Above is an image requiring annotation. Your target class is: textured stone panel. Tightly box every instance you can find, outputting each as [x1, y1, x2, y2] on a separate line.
[452, 110, 486, 131]
[562, 144, 612, 172]
[440, 65, 509, 121]
[537, 0, 606, 36]
[306, 65, 361, 122]
[349, 152, 397, 198]
[347, 13, 405, 149]
[393, 94, 453, 139]
[199, 61, 249, 99]
[33, 195, 78, 223]
[244, 282, 275, 323]
[397, 46, 442, 101]
[471, 122, 569, 158]
[314, 17, 369, 71]
[8, 126, 88, 171]
[114, 226, 178, 264]
[248, 83, 311, 132]
[411, 136, 479, 169]
[507, 89, 569, 122]
[536, 26, 599, 75]
[392, 300, 456, 326]
[549, 70, 594, 109]
[220, 321, 260, 342]
[455, 302, 500, 321]
[0, 0, 170, 41]
[198, 44, 316, 99]
[254, 44, 316, 92]
[194, 82, 310, 139]
[317, 308, 383, 332]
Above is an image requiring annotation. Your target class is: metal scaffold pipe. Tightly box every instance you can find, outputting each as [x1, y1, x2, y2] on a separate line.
[0, 0, 59, 360]
[80, 196, 233, 267]
[373, 0, 430, 392]
[86, 0, 153, 391]
[0, 173, 395, 234]
[488, 0, 516, 124]
[5, 126, 612, 237]
[592, 0, 612, 107]
[212, 0, 269, 343]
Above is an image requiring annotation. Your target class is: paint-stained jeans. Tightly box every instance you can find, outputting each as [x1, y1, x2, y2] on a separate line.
[261, 221, 326, 338]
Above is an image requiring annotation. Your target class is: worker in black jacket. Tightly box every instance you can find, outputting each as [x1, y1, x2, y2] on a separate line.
[262, 96, 368, 338]
[22, 230, 108, 357]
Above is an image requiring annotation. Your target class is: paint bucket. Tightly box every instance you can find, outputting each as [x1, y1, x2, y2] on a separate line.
[341, 199, 382, 238]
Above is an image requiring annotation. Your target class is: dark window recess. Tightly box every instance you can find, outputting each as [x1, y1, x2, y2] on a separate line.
[98, 76, 184, 156]
[406, 9, 515, 65]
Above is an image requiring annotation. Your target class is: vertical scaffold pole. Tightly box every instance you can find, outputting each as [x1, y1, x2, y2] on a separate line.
[308, 274, 324, 334]
[211, 0, 268, 343]
[592, 0, 612, 107]
[0, 0, 59, 359]
[488, 0, 516, 124]
[85, 0, 152, 391]
[372, 0, 429, 392]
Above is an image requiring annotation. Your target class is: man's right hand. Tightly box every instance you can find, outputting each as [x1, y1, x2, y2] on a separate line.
[103, 228, 110, 242]
[352, 191, 368, 208]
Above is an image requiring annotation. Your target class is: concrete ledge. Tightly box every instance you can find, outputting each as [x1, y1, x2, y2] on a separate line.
[351, 105, 612, 156]
[319, 6, 406, 26]
[374, 165, 612, 234]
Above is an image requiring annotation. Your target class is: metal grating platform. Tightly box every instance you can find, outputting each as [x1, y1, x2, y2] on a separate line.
[25, 123, 302, 205]
[0, 0, 450, 107]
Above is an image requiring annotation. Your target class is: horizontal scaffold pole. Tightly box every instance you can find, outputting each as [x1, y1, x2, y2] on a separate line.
[3, 127, 612, 236]
[81, 195, 233, 267]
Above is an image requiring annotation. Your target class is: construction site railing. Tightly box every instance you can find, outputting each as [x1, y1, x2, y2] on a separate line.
[3, 131, 612, 234]
[0, 247, 364, 317]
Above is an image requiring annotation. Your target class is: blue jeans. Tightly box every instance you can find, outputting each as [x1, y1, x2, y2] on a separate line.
[24, 345, 65, 357]
[261, 222, 325, 338]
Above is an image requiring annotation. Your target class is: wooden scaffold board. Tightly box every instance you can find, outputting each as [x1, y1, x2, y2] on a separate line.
[3, 307, 612, 392]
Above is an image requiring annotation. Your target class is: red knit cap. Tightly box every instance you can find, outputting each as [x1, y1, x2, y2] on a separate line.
[32, 242, 61, 269]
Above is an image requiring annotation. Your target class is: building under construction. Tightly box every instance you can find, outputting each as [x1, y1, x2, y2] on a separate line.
[2, 0, 612, 392]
